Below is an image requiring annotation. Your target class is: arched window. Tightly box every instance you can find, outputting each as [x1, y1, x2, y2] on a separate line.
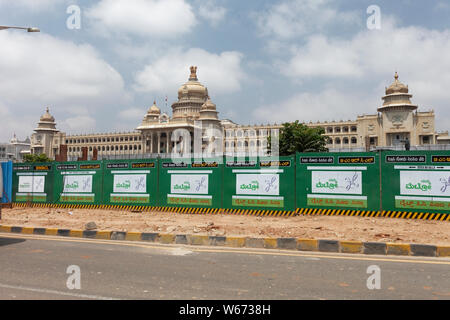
[335, 138, 341, 144]
[351, 137, 357, 144]
[343, 137, 349, 144]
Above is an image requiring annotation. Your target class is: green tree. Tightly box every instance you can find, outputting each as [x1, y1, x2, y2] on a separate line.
[269, 121, 329, 156]
[23, 153, 52, 163]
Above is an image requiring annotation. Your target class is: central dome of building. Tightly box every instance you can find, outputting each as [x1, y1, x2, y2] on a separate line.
[172, 66, 209, 120]
[177, 66, 208, 102]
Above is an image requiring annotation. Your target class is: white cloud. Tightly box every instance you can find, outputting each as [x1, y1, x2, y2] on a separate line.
[198, 0, 227, 27]
[133, 48, 245, 97]
[86, 0, 196, 38]
[255, 0, 359, 40]
[0, 31, 128, 141]
[118, 107, 146, 122]
[60, 115, 97, 133]
[258, 21, 450, 131]
[253, 88, 375, 125]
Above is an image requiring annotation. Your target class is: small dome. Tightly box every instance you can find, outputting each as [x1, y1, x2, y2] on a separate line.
[148, 101, 161, 114]
[386, 72, 409, 95]
[201, 96, 216, 110]
[40, 107, 55, 122]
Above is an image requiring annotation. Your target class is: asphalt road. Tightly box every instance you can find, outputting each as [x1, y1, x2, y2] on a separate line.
[0, 233, 449, 300]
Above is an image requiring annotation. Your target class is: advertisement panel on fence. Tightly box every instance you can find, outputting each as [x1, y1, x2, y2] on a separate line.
[382, 151, 450, 213]
[12, 163, 54, 203]
[54, 161, 103, 205]
[102, 160, 157, 206]
[159, 158, 222, 208]
[223, 156, 295, 211]
[297, 153, 380, 211]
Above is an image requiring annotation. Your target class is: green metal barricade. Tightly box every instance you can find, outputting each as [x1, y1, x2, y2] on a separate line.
[12, 163, 54, 204]
[53, 161, 103, 206]
[102, 159, 158, 207]
[296, 152, 381, 212]
[158, 157, 223, 209]
[381, 150, 450, 215]
[223, 156, 296, 211]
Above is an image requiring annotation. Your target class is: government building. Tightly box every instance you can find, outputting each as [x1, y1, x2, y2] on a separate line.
[28, 67, 450, 160]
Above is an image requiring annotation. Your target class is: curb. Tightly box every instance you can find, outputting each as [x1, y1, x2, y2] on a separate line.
[1, 224, 449, 258]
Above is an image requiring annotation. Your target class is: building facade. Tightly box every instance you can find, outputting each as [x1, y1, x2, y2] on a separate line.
[0, 134, 31, 162]
[29, 69, 449, 160]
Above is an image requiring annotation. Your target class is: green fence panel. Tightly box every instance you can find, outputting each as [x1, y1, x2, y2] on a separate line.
[158, 157, 223, 208]
[381, 150, 450, 214]
[102, 159, 158, 206]
[12, 163, 54, 203]
[223, 156, 296, 211]
[296, 152, 381, 212]
[53, 161, 103, 205]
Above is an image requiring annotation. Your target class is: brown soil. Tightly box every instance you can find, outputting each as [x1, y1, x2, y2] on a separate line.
[1, 207, 449, 246]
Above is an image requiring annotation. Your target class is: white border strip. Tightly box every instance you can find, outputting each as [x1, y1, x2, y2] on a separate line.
[232, 195, 284, 200]
[16, 193, 47, 196]
[394, 165, 450, 170]
[168, 170, 213, 174]
[110, 193, 149, 198]
[167, 194, 212, 199]
[61, 171, 96, 175]
[60, 193, 95, 197]
[307, 194, 367, 200]
[307, 166, 367, 171]
[232, 169, 284, 173]
[395, 195, 450, 202]
[16, 172, 47, 176]
[111, 170, 150, 174]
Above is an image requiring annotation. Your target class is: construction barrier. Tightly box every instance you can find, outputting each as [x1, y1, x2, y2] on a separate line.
[223, 156, 296, 212]
[8, 152, 450, 218]
[296, 152, 381, 212]
[53, 161, 103, 206]
[102, 159, 158, 207]
[12, 162, 54, 204]
[1, 161, 12, 204]
[158, 157, 223, 209]
[381, 150, 450, 216]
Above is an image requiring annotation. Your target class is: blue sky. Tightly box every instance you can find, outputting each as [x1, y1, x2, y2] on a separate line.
[1, 0, 450, 142]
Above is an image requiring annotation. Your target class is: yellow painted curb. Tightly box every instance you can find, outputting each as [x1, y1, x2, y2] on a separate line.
[125, 232, 142, 241]
[437, 246, 450, 257]
[225, 237, 246, 247]
[0, 226, 12, 233]
[189, 235, 210, 246]
[21, 227, 34, 235]
[96, 231, 111, 240]
[69, 230, 83, 238]
[45, 228, 58, 236]
[159, 234, 175, 244]
[387, 243, 411, 256]
[297, 239, 318, 251]
[264, 238, 278, 249]
[340, 241, 363, 254]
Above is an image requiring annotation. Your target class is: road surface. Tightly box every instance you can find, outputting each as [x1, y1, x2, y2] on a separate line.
[0, 233, 449, 300]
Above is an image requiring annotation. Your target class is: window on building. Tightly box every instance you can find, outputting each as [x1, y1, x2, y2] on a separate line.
[351, 126, 357, 132]
[369, 137, 375, 145]
[343, 137, 349, 144]
[335, 127, 341, 133]
[351, 137, 357, 144]
[343, 127, 349, 133]
[335, 138, 341, 144]
[327, 127, 333, 133]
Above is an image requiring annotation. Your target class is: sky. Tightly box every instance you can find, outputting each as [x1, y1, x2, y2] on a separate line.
[1, 0, 450, 142]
